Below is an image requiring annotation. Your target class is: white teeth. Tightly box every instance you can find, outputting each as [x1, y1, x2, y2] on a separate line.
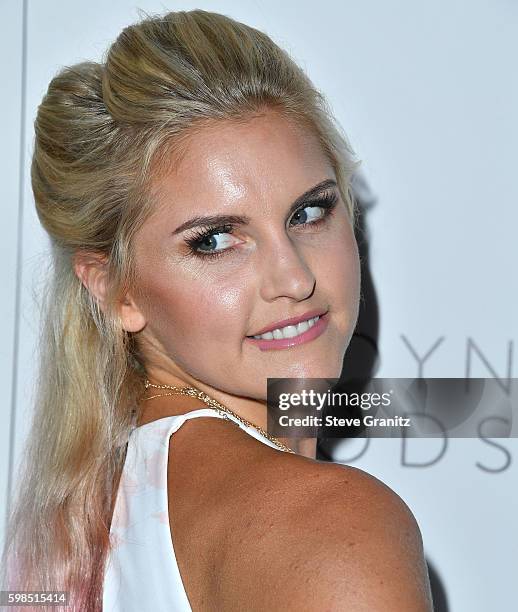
[252, 315, 320, 340]
[296, 320, 310, 335]
[281, 325, 298, 338]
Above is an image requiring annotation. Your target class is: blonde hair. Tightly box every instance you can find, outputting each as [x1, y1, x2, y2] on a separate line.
[1, 9, 359, 611]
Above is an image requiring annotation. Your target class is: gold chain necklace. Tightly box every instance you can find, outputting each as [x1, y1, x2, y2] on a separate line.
[143, 379, 295, 454]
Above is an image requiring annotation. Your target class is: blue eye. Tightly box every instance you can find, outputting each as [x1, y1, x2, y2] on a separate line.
[185, 191, 339, 260]
[190, 226, 237, 255]
[290, 204, 327, 226]
[185, 223, 236, 259]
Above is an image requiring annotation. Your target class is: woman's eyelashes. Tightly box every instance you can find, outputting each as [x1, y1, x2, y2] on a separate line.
[184, 190, 339, 261]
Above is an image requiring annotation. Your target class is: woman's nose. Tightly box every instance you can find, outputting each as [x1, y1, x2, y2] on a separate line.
[258, 235, 316, 303]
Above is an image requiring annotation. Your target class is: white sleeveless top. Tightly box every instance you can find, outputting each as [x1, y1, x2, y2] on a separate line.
[102, 408, 283, 611]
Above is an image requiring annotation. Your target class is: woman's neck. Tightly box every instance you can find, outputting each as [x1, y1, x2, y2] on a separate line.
[140, 371, 317, 459]
[280, 437, 317, 459]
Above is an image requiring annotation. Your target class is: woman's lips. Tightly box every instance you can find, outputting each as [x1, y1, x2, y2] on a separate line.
[247, 308, 327, 337]
[244, 311, 330, 351]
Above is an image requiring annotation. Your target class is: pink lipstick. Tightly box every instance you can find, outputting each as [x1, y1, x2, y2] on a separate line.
[245, 310, 330, 351]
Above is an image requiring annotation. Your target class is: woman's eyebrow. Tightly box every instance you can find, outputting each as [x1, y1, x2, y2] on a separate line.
[171, 178, 338, 235]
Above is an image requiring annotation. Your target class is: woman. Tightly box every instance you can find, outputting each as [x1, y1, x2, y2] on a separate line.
[2, 9, 433, 611]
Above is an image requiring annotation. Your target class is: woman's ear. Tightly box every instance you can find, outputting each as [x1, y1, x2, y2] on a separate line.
[118, 292, 147, 333]
[73, 251, 147, 333]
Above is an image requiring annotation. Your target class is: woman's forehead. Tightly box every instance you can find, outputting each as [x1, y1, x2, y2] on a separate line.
[151, 112, 333, 218]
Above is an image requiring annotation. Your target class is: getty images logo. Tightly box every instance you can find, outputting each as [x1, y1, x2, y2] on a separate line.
[277, 388, 394, 411]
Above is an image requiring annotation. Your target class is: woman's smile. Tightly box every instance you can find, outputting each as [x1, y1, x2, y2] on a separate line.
[244, 310, 330, 351]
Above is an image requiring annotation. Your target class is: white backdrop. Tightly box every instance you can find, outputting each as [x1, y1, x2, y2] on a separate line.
[1, 1, 516, 610]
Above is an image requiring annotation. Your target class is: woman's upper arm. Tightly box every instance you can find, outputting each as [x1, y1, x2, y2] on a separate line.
[242, 464, 434, 611]
[286, 483, 433, 611]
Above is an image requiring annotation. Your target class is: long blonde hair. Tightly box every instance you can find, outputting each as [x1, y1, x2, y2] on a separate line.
[1, 9, 359, 610]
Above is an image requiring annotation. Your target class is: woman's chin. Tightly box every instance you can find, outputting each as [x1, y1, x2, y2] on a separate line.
[270, 360, 344, 381]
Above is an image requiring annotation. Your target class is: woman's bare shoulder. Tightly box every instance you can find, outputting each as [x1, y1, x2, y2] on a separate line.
[219, 455, 434, 611]
[167, 417, 432, 610]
